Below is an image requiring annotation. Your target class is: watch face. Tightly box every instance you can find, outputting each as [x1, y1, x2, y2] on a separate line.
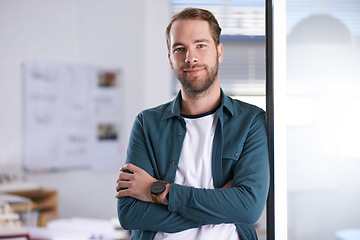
[151, 181, 166, 195]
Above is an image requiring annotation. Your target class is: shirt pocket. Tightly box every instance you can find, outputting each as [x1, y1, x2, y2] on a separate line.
[222, 143, 244, 161]
[221, 143, 244, 182]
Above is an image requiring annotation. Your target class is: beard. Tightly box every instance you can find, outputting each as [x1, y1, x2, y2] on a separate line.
[175, 61, 219, 96]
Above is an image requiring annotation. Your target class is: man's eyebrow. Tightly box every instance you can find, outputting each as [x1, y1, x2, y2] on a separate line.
[172, 42, 183, 49]
[194, 38, 210, 44]
[172, 39, 211, 49]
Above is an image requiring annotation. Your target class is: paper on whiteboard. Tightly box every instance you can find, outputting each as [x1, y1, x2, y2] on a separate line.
[22, 62, 123, 172]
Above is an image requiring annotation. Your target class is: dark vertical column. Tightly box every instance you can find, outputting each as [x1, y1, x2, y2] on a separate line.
[265, 0, 275, 239]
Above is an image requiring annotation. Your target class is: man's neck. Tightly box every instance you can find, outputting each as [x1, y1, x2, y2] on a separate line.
[180, 83, 221, 116]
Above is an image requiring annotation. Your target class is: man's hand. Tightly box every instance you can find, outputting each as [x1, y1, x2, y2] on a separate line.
[115, 163, 157, 202]
[222, 180, 233, 189]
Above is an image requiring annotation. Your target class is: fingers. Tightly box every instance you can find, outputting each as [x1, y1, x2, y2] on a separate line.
[115, 188, 131, 198]
[120, 163, 140, 173]
[115, 163, 156, 202]
[115, 164, 138, 195]
[116, 172, 133, 192]
[117, 172, 133, 183]
[116, 164, 135, 187]
[116, 179, 132, 192]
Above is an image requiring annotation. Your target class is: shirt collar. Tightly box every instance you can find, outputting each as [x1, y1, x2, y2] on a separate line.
[161, 88, 235, 120]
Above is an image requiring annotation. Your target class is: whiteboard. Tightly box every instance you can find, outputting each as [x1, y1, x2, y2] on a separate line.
[22, 62, 123, 172]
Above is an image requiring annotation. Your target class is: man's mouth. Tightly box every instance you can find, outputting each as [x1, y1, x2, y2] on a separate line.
[183, 67, 205, 77]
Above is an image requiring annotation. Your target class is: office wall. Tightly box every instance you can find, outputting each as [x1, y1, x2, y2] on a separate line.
[0, 0, 172, 219]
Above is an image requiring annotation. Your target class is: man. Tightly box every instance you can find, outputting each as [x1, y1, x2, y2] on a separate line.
[115, 8, 269, 240]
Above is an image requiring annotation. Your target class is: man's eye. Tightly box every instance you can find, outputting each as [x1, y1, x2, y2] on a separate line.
[174, 47, 185, 53]
[198, 44, 206, 48]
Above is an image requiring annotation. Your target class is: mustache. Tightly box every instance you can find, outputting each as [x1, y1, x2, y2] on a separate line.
[181, 64, 206, 71]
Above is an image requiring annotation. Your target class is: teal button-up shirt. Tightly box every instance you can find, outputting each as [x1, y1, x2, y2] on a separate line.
[117, 90, 269, 240]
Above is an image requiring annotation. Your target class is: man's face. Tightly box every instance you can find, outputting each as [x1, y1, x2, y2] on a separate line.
[168, 19, 223, 95]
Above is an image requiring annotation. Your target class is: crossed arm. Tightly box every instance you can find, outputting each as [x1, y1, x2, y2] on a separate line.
[115, 111, 269, 233]
[115, 163, 232, 205]
[115, 164, 234, 233]
[115, 163, 172, 205]
[114, 162, 264, 233]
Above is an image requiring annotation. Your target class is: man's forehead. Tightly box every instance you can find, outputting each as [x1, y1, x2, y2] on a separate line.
[169, 19, 213, 44]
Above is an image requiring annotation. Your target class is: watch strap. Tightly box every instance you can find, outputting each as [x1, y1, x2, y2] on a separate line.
[151, 193, 161, 204]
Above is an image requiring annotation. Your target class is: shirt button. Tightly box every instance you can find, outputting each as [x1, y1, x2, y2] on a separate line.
[171, 160, 176, 165]
[234, 152, 239, 158]
[177, 132, 183, 136]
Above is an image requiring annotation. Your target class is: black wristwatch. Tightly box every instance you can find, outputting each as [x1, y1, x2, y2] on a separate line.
[150, 180, 167, 204]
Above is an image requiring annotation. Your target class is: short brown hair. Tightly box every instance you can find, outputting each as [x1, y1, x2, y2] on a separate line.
[165, 8, 222, 51]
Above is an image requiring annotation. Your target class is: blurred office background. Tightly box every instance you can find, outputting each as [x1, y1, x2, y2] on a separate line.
[286, 0, 360, 239]
[0, 0, 359, 239]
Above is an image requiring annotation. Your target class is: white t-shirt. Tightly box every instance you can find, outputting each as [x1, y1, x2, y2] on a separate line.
[154, 112, 239, 240]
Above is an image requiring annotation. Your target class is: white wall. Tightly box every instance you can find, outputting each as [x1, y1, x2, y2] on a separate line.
[0, 0, 172, 219]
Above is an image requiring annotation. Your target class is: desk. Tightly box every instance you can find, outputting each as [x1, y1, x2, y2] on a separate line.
[28, 218, 129, 240]
[0, 228, 29, 240]
[5, 189, 58, 227]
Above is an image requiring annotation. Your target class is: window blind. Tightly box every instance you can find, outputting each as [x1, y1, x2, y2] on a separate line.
[287, 0, 360, 37]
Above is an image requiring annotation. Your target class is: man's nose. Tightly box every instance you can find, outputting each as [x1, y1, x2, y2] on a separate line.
[185, 49, 198, 64]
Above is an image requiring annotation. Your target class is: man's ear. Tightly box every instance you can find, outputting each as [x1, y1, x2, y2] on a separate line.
[217, 43, 224, 63]
[168, 53, 173, 70]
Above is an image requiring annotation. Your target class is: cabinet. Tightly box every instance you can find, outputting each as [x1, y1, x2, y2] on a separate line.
[6, 189, 58, 227]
